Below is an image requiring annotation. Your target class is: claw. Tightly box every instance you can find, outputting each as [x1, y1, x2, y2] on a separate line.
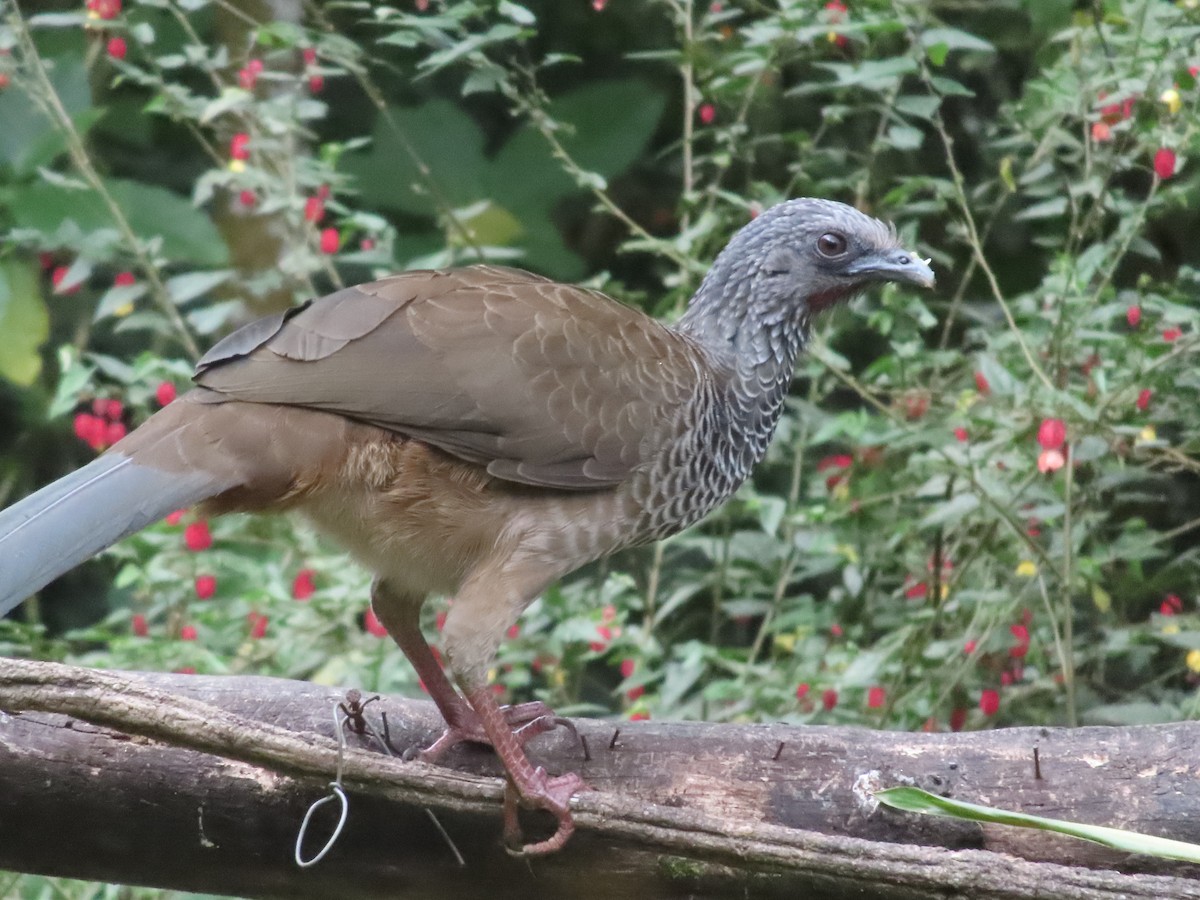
[417, 701, 581, 764]
[502, 768, 587, 856]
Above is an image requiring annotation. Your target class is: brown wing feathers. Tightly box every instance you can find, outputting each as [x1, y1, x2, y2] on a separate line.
[194, 265, 703, 491]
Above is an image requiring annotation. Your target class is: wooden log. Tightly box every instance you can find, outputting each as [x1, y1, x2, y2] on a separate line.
[0, 659, 1197, 899]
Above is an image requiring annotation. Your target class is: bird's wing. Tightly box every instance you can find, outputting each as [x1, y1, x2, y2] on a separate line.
[193, 265, 704, 490]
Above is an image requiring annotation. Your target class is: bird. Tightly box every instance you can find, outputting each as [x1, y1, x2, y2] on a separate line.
[0, 198, 933, 854]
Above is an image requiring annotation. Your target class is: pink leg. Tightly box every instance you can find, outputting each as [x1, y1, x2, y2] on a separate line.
[371, 581, 577, 762]
[465, 684, 586, 855]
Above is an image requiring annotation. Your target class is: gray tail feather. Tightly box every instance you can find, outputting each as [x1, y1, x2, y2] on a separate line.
[0, 453, 225, 617]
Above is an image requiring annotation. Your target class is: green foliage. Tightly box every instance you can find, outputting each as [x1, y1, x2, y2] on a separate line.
[1, 0, 1200, 894]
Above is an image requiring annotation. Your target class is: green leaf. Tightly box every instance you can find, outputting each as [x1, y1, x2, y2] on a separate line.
[0, 261, 50, 386]
[920, 492, 980, 528]
[875, 787, 1200, 864]
[8, 179, 229, 267]
[920, 27, 995, 54]
[0, 56, 94, 176]
[165, 270, 232, 305]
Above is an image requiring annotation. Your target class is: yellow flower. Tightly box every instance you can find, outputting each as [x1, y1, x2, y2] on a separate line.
[1163, 622, 1181, 635]
[114, 302, 134, 317]
[1187, 649, 1200, 673]
[1161, 88, 1182, 116]
[228, 159, 246, 174]
[774, 632, 797, 654]
[1137, 425, 1158, 445]
[1016, 560, 1037, 577]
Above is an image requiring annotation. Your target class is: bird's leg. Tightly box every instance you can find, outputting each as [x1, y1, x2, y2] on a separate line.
[441, 571, 587, 855]
[371, 580, 575, 763]
[465, 682, 586, 855]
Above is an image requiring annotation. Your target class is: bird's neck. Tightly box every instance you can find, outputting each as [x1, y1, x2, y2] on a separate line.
[676, 270, 809, 482]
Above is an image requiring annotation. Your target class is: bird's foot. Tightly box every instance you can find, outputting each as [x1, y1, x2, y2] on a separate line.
[411, 701, 579, 764]
[502, 767, 588, 856]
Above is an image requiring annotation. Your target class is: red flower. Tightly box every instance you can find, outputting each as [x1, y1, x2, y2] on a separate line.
[1038, 449, 1065, 473]
[292, 568, 316, 600]
[360, 237, 376, 251]
[620, 658, 636, 678]
[1037, 418, 1066, 450]
[627, 685, 645, 701]
[113, 271, 135, 288]
[506, 623, 520, 639]
[825, 0, 847, 21]
[979, 688, 1000, 716]
[105, 421, 126, 446]
[629, 711, 649, 720]
[132, 613, 148, 637]
[229, 132, 250, 161]
[155, 381, 177, 406]
[867, 686, 885, 709]
[319, 227, 339, 254]
[829, 623, 843, 638]
[302, 47, 318, 66]
[180, 624, 198, 641]
[184, 520, 212, 551]
[1163, 326, 1182, 343]
[795, 682, 810, 701]
[821, 688, 838, 711]
[52, 265, 80, 295]
[816, 453, 853, 491]
[1161, 594, 1184, 616]
[949, 707, 967, 731]
[1090, 121, 1111, 142]
[1153, 147, 1177, 180]
[364, 607, 388, 637]
[698, 103, 716, 125]
[304, 196, 325, 223]
[905, 580, 928, 600]
[106, 37, 127, 60]
[194, 574, 216, 600]
[1000, 670, 1013, 686]
[1126, 305, 1141, 328]
[589, 624, 613, 653]
[248, 611, 269, 639]
[86, 0, 121, 19]
[239, 190, 257, 208]
[238, 58, 263, 90]
[1009, 623, 1030, 659]
[165, 509, 186, 526]
[73, 413, 106, 451]
[308, 75, 325, 93]
[1136, 388, 1152, 411]
[953, 427, 968, 442]
[974, 371, 990, 395]
[963, 639, 976, 655]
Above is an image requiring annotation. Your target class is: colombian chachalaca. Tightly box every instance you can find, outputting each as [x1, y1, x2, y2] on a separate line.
[0, 198, 933, 853]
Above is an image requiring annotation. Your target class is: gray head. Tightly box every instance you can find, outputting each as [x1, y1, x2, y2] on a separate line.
[680, 198, 934, 342]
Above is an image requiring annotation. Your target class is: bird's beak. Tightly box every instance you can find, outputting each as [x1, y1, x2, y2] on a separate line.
[845, 248, 936, 289]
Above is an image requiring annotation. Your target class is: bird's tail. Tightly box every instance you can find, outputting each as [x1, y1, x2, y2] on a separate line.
[0, 448, 227, 618]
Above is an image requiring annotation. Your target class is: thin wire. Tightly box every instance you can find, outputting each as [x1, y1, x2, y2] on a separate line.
[294, 705, 351, 868]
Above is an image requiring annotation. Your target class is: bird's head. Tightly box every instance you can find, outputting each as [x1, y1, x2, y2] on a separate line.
[683, 198, 934, 342]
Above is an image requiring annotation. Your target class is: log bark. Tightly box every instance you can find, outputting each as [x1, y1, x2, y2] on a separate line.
[0, 659, 1198, 899]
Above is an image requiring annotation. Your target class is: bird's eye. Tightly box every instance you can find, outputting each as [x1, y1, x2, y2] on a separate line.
[817, 232, 848, 257]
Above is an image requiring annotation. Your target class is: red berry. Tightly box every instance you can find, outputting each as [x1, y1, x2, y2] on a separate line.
[292, 568, 316, 600]
[184, 520, 212, 551]
[949, 707, 967, 731]
[248, 612, 268, 639]
[1153, 147, 1177, 180]
[360, 238, 375, 251]
[1163, 326, 1182, 343]
[180, 624, 198, 641]
[795, 682, 810, 701]
[239, 189, 257, 208]
[238, 58, 263, 89]
[821, 688, 838, 711]
[629, 710, 649, 721]
[155, 381, 177, 406]
[979, 688, 1000, 716]
[620, 658, 636, 678]
[73, 413, 106, 451]
[304, 196, 325, 223]
[308, 74, 324, 93]
[165, 509, 186, 526]
[106, 37, 127, 60]
[506, 623, 520, 639]
[132, 613, 148, 636]
[87, 0, 121, 20]
[953, 426, 968, 442]
[963, 639, 976, 655]
[194, 574, 217, 600]
[867, 686, 885, 709]
[698, 103, 716, 125]
[104, 421, 126, 446]
[974, 371, 990, 395]
[302, 47, 318, 66]
[52, 265, 80, 295]
[319, 227, 339, 254]
[1136, 388, 1152, 411]
[229, 132, 250, 161]
[1036, 417, 1066, 450]
[1126, 305, 1141, 328]
[114, 271, 135, 287]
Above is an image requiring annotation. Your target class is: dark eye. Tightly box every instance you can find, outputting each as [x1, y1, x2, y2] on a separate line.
[817, 232, 848, 257]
